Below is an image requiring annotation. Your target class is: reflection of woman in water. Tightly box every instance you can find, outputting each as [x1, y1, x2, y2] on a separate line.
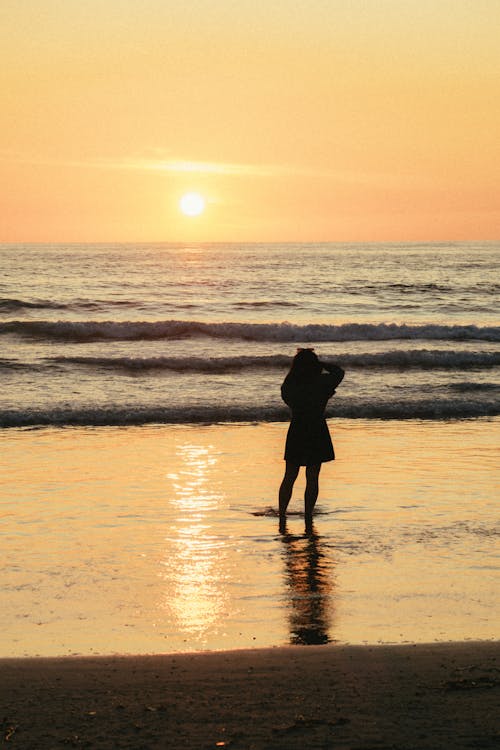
[279, 348, 344, 527]
[280, 522, 333, 644]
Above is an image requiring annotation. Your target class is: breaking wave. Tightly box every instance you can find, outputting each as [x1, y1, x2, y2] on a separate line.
[2, 399, 499, 428]
[2, 319, 499, 343]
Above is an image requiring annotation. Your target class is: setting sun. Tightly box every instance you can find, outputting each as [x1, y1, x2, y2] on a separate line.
[2, 3, 499, 241]
[179, 192, 206, 217]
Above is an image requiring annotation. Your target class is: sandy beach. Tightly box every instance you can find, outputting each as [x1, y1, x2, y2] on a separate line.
[1, 641, 499, 749]
[2, 420, 499, 747]
[3, 409, 498, 750]
[2, 420, 499, 657]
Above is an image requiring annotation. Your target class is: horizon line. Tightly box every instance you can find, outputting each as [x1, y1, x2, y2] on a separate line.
[1, 238, 498, 246]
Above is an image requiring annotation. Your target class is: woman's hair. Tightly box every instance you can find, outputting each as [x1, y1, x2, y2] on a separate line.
[286, 348, 322, 383]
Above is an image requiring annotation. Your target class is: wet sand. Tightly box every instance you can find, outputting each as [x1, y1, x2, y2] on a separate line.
[1, 641, 498, 749]
[2, 422, 499, 657]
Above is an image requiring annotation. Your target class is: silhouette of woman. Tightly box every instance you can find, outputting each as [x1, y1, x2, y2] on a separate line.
[279, 348, 344, 528]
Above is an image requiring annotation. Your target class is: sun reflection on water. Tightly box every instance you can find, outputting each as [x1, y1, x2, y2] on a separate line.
[159, 443, 227, 638]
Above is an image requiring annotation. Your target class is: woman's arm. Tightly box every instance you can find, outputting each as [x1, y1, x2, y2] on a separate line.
[320, 361, 345, 389]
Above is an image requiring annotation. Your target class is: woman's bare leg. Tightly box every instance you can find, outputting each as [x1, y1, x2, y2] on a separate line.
[279, 462, 300, 518]
[304, 463, 321, 523]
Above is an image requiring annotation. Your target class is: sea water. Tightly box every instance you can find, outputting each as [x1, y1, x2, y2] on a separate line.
[1, 242, 499, 655]
[1, 241, 499, 426]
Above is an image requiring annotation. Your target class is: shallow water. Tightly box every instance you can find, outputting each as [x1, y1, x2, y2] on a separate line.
[1, 420, 498, 656]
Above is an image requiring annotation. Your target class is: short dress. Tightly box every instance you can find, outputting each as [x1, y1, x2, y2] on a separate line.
[281, 371, 342, 466]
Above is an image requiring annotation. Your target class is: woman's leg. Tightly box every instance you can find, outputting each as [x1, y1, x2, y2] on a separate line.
[279, 462, 300, 517]
[304, 463, 321, 520]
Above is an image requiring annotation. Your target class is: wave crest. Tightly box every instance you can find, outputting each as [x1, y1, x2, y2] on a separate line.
[2, 319, 499, 343]
[2, 400, 498, 428]
[48, 349, 500, 373]
[0, 298, 67, 312]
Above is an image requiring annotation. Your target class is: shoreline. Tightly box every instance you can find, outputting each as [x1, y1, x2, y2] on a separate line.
[2, 641, 499, 749]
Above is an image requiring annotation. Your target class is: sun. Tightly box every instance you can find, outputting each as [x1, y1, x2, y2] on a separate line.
[179, 192, 206, 217]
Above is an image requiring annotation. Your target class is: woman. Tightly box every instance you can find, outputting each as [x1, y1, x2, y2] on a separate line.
[279, 348, 344, 525]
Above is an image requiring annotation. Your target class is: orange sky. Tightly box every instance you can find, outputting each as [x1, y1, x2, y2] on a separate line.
[2, 0, 499, 242]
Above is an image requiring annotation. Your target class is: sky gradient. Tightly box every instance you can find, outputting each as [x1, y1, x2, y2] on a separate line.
[2, 0, 499, 242]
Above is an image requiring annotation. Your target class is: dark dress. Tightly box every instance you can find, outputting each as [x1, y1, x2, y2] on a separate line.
[281, 367, 344, 466]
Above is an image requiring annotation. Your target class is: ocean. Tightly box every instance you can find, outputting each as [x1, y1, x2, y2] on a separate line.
[1, 241, 499, 426]
[1, 241, 499, 656]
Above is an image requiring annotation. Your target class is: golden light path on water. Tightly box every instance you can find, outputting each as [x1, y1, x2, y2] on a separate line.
[158, 437, 338, 646]
[160, 443, 228, 636]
